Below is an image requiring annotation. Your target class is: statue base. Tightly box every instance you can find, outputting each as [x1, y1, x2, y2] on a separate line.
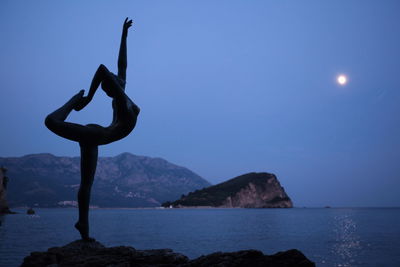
[21, 239, 315, 266]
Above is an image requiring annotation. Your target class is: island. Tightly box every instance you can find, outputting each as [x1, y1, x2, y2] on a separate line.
[162, 172, 293, 208]
[0, 167, 12, 214]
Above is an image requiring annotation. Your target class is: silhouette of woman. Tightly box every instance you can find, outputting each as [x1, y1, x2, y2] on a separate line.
[45, 18, 139, 240]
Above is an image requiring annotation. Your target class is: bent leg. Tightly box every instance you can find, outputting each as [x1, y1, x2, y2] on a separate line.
[86, 64, 110, 100]
[45, 90, 107, 144]
[45, 90, 88, 142]
[75, 143, 98, 240]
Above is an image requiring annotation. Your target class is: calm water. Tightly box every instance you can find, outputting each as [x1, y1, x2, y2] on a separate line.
[0, 208, 399, 267]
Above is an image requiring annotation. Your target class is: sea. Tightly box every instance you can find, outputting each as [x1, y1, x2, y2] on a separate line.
[0, 208, 399, 267]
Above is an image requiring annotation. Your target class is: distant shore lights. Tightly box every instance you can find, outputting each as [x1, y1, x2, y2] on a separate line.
[337, 74, 348, 86]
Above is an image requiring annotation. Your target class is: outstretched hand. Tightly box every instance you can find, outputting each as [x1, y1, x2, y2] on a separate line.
[123, 17, 133, 35]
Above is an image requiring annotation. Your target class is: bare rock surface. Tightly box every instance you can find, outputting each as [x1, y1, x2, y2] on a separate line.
[21, 240, 315, 267]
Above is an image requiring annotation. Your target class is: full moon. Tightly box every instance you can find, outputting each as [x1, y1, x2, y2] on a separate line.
[337, 75, 347, 85]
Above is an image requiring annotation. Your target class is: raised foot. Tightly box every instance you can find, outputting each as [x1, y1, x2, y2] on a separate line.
[70, 90, 87, 111]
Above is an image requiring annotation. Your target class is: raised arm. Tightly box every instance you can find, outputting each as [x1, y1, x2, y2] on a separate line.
[118, 18, 133, 82]
[74, 19, 132, 111]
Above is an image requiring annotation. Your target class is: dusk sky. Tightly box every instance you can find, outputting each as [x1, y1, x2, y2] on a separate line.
[1, 1, 399, 207]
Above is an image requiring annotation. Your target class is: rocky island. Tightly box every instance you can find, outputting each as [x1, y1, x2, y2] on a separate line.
[163, 172, 293, 208]
[21, 240, 315, 267]
[0, 167, 12, 214]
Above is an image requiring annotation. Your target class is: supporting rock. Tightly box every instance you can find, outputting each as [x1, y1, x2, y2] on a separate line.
[21, 240, 315, 267]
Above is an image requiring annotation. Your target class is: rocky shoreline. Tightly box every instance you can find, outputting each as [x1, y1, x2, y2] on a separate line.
[21, 239, 315, 267]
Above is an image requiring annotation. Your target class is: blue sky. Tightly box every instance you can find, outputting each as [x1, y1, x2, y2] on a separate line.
[1, 0, 399, 207]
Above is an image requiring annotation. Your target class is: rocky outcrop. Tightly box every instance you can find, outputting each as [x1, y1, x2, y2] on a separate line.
[189, 249, 315, 267]
[0, 167, 12, 214]
[163, 172, 293, 208]
[0, 153, 210, 208]
[221, 174, 292, 208]
[21, 240, 315, 267]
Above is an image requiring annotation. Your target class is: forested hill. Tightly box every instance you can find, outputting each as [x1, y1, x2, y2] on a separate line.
[0, 153, 210, 208]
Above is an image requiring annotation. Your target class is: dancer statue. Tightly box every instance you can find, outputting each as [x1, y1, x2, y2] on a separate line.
[45, 18, 140, 240]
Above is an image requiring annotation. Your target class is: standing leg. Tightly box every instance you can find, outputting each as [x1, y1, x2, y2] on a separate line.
[75, 143, 98, 241]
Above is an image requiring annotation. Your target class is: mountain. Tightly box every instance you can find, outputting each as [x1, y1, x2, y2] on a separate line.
[0, 153, 210, 208]
[162, 172, 293, 208]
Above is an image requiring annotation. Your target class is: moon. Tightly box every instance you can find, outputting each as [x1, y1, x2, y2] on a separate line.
[337, 75, 347, 85]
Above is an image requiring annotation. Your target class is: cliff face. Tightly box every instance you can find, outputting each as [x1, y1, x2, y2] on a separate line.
[0, 153, 210, 208]
[222, 175, 293, 208]
[163, 172, 293, 208]
[0, 167, 11, 213]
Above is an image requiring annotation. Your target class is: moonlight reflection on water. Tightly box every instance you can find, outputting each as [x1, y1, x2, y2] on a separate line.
[332, 213, 362, 267]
